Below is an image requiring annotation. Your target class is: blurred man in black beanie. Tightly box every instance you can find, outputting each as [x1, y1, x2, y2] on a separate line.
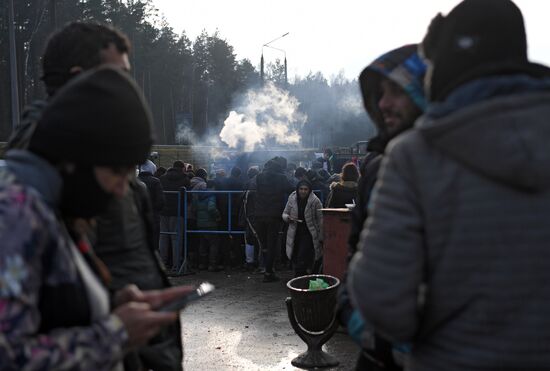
[0, 66, 193, 370]
[349, 1, 550, 370]
[420, 0, 550, 102]
[7, 22, 131, 151]
[13, 21, 185, 371]
[27, 66, 152, 218]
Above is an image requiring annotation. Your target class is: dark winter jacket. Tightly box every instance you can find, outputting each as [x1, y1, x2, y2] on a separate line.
[349, 75, 550, 371]
[189, 176, 218, 229]
[325, 181, 358, 208]
[159, 168, 190, 216]
[242, 176, 257, 221]
[93, 180, 166, 291]
[186, 176, 204, 221]
[255, 162, 293, 219]
[93, 179, 183, 370]
[190, 176, 217, 228]
[5, 100, 48, 152]
[138, 172, 165, 215]
[193, 194, 220, 229]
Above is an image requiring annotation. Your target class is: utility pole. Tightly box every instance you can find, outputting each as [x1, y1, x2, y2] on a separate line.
[284, 56, 288, 87]
[8, 0, 20, 130]
[260, 53, 264, 85]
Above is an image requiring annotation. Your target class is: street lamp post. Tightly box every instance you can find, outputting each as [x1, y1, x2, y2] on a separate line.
[264, 44, 287, 87]
[261, 32, 289, 86]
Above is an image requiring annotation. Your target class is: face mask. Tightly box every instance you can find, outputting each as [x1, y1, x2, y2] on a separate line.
[60, 166, 113, 218]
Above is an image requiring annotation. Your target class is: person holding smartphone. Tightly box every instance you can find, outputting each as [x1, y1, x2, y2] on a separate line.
[282, 180, 323, 278]
[0, 67, 192, 370]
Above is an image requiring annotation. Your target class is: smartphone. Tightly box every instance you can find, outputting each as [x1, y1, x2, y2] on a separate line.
[158, 282, 215, 312]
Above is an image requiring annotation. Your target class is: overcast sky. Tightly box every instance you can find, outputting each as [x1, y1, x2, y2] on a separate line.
[152, 0, 550, 81]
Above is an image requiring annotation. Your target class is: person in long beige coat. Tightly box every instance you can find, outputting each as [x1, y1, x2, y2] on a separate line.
[282, 180, 323, 277]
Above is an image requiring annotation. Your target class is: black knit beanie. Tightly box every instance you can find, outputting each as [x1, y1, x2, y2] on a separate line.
[421, 0, 549, 102]
[29, 66, 154, 166]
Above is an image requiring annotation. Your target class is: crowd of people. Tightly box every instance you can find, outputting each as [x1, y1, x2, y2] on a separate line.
[2, 0, 550, 370]
[142, 151, 360, 282]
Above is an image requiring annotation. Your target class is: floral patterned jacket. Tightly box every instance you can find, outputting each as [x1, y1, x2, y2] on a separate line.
[0, 151, 127, 370]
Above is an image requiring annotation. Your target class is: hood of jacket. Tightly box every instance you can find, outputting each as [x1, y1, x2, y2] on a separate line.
[190, 176, 207, 190]
[190, 176, 210, 201]
[3, 149, 62, 208]
[288, 189, 319, 208]
[418, 74, 550, 191]
[360, 44, 427, 144]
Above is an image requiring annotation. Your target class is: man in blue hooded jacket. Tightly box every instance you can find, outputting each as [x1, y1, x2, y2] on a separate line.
[349, 1, 550, 370]
[338, 44, 427, 370]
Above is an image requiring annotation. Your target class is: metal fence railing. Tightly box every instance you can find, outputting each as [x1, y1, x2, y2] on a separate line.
[160, 188, 324, 275]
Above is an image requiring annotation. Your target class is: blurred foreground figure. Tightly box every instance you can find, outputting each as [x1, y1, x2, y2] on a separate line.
[0, 67, 190, 371]
[349, 1, 550, 370]
[6, 22, 130, 150]
[8, 22, 184, 370]
[338, 44, 426, 371]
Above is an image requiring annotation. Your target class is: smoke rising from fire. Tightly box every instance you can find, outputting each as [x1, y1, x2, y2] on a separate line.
[219, 82, 307, 151]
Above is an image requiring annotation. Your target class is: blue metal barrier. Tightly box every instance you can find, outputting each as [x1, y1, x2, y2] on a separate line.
[161, 188, 324, 275]
[178, 190, 245, 274]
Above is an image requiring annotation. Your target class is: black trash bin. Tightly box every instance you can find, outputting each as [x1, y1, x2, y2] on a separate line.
[286, 274, 340, 369]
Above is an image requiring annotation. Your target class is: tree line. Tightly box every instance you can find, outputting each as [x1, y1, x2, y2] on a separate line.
[0, 0, 373, 147]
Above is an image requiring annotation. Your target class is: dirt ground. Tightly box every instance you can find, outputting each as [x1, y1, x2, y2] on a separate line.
[171, 269, 358, 371]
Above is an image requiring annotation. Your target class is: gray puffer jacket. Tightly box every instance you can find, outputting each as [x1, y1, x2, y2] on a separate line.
[282, 191, 323, 261]
[349, 83, 550, 371]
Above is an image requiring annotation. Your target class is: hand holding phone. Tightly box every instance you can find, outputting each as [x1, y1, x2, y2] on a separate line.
[158, 282, 215, 312]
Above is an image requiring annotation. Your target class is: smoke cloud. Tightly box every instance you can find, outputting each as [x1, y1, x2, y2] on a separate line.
[219, 82, 307, 151]
[337, 90, 364, 117]
[175, 125, 199, 144]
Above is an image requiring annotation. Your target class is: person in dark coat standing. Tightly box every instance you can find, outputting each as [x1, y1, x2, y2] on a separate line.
[216, 166, 245, 269]
[350, 1, 550, 370]
[159, 160, 190, 270]
[139, 160, 165, 250]
[338, 44, 427, 371]
[0, 66, 189, 371]
[191, 169, 221, 271]
[2, 21, 186, 370]
[154, 166, 167, 178]
[255, 158, 293, 282]
[325, 162, 359, 208]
